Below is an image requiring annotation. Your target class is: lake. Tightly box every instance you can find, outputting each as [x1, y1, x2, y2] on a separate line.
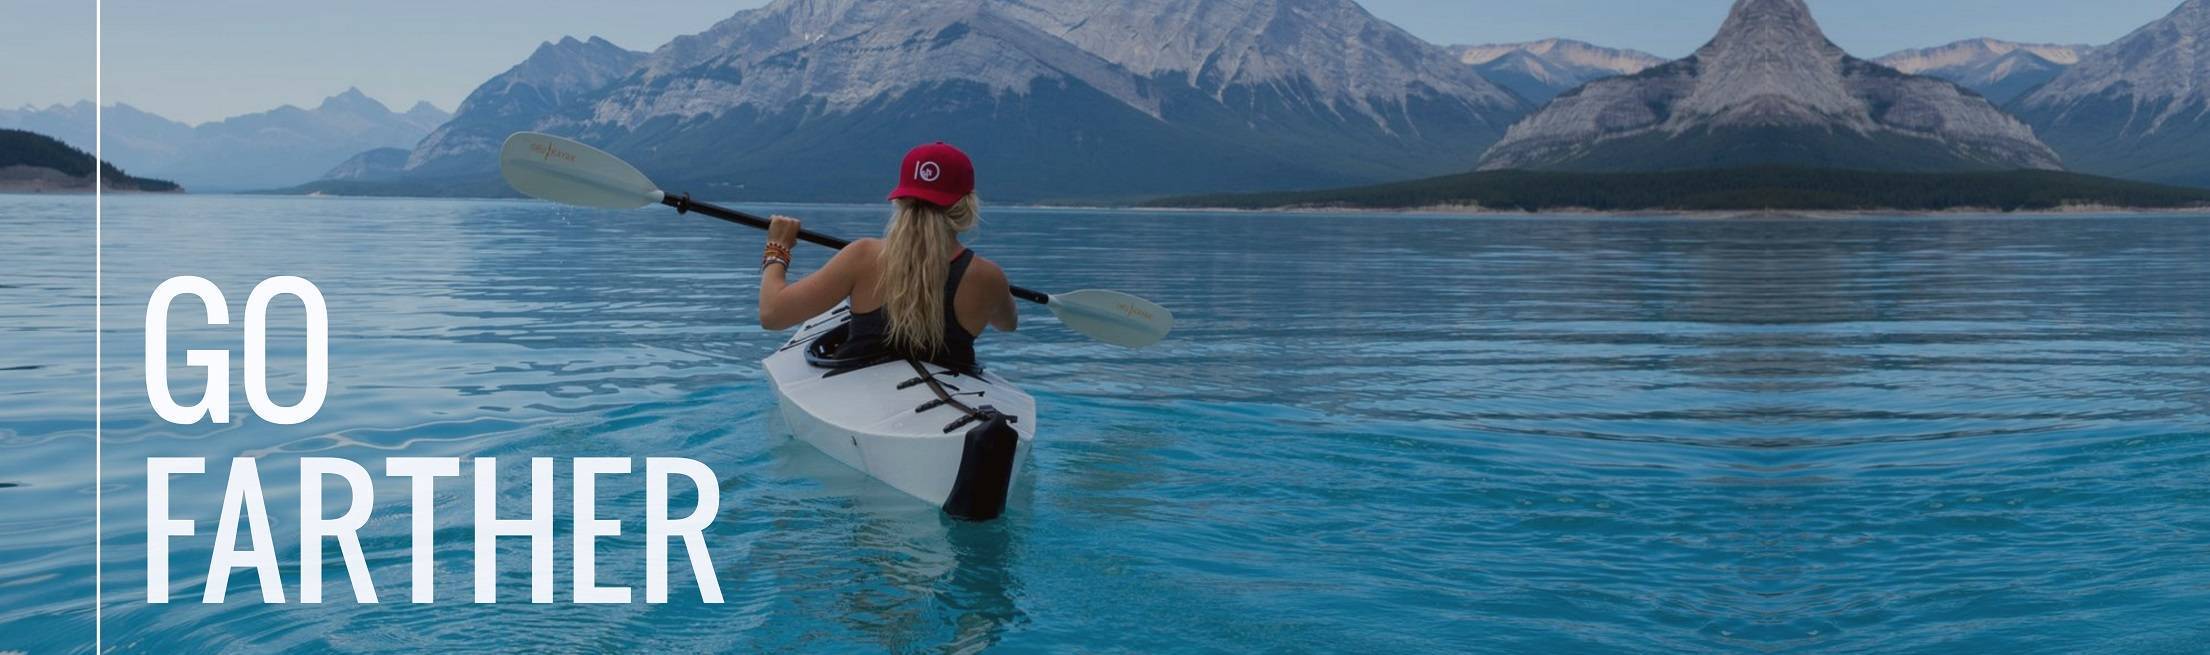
[4, 195, 2209, 653]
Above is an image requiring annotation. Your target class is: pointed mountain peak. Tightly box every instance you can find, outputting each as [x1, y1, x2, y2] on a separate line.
[535, 36, 581, 55]
[539, 35, 623, 53]
[1711, 0, 1829, 45]
[318, 87, 390, 114]
[405, 100, 445, 115]
[1692, 0, 1846, 90]
[528, 34, 637, 63]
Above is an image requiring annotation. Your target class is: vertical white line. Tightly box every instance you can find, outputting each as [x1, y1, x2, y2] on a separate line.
[94, 0, 105, 650]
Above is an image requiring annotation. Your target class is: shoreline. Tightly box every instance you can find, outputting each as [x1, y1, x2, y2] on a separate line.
[1117, 202, 2210, 218]
[0, 165, 183, 194]
[33, 191, 2210, 218]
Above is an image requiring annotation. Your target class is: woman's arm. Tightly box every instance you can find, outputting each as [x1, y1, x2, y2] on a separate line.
[981, 260, 1018, 333]
[758, 216, 865, 330]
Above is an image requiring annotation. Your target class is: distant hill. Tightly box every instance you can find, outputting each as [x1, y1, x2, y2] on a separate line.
[1148, 167, 2210, 212]
[1451, 39, 1666, 103]
[1875, 38, 2095, 104]
[0, 129, 180, 192]
[0, 89, 449, 192]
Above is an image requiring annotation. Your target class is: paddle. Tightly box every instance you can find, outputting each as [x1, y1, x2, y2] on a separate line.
[498, 132, 1174, 348]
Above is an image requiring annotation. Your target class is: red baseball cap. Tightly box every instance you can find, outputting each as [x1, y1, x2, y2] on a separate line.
[888, 142, 974, 207]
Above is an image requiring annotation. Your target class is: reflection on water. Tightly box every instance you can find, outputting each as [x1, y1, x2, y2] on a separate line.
[1, 195, 2208, 653]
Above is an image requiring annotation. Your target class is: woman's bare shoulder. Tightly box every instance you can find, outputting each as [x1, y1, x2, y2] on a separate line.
[833, 238, 883, 262]
[968, 255, 1010, 288]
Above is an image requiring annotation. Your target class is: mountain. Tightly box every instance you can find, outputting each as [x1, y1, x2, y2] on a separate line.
[0, 129, 180, 192]
[0, 101, 196, 178]
[166, 88, 446, 191]
[320, 147, 411, 182]
[1452, 39, 1666, 103]
[0, 90, 447, 192]
[1877, 39, 2096, 104]
[404, 36, 647, 177]
[401, 101, 451, 132]
[2011, 0, 2210, 188]
[393, 0, 1531, 202]
[1477, 0, 2062, 173]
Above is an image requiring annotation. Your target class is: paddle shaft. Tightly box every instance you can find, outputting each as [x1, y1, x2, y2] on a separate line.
[661, 194, 1051, 305]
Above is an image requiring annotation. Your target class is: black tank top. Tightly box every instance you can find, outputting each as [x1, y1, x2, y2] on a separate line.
[837, 249, 981, 372]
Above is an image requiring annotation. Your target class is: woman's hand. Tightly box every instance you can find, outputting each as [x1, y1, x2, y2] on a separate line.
[767, 215, 801, 250]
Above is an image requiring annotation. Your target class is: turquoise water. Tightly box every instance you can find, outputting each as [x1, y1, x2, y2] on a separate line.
[5, 195, 2210, 653]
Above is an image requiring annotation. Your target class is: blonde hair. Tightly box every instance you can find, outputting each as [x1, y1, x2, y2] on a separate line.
[878, 194, 980, 354]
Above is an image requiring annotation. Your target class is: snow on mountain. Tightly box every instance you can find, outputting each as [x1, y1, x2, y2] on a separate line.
[401, 0, 1532, 201]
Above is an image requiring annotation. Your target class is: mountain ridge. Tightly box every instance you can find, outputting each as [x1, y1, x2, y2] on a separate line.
[1451, 39, 1666, 103]
[1876, 39, 2097, 104]
[388, 0, 1532, 202]
[0, 90, 449, 191]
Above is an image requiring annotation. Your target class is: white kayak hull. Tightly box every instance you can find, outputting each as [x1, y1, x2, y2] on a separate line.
[764, 304, 1036, 517]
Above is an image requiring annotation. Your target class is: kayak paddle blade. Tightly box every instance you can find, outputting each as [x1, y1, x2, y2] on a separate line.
[499, 132, 662, 210]
[1045, 289, 1174, 349]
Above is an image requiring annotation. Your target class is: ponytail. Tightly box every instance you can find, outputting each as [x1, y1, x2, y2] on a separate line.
[877, 194, 980, 354]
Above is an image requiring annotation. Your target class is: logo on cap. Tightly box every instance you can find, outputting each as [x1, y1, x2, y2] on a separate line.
[915, 161, 941, 183]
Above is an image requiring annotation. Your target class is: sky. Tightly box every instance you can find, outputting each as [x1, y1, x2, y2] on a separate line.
[0, 0, 2188, 125]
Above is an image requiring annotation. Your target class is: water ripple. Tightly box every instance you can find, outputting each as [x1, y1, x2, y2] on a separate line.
[1, 198, 2208, 652]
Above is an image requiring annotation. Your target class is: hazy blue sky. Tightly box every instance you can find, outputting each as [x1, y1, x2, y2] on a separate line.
[0, 0, 2187, 124]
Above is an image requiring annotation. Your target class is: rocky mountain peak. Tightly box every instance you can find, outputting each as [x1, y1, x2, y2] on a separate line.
[1477, 0, 2061, 173]
[403, 34, 647, 174]
[517, 35, 642, 76]
[1684, 0, 1856, 120]
[1709, 0, 1828, 47]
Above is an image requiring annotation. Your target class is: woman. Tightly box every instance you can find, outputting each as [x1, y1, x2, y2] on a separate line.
[756, 142, 1017, 373]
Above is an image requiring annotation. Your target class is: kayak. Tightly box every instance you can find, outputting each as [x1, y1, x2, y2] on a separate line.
[764, 303, 1035, 520]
